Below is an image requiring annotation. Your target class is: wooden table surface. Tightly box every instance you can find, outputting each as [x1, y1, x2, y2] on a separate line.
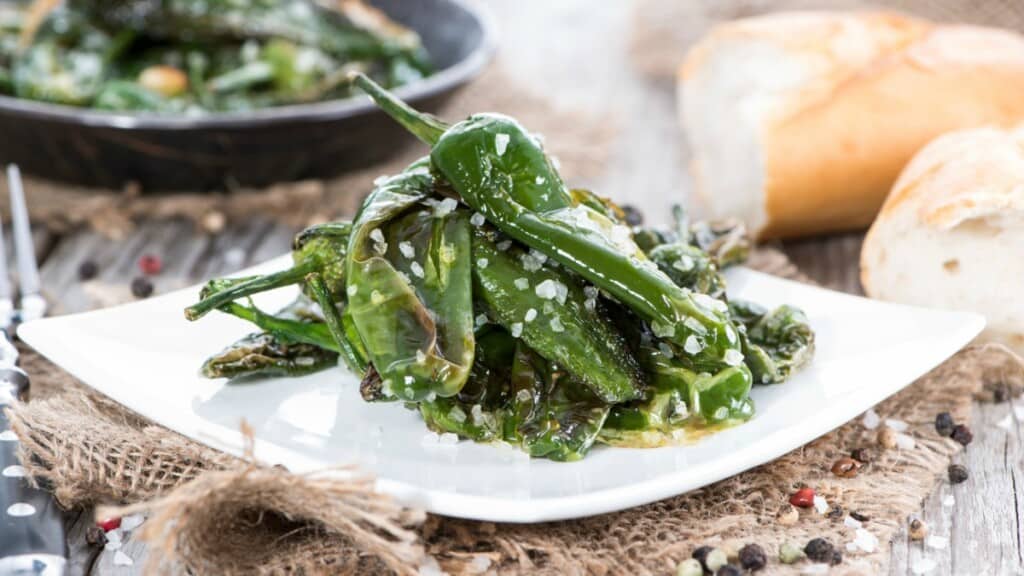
[14, 1, 1018, 574]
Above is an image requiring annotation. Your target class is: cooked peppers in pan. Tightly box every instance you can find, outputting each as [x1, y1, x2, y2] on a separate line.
[185, 75, 815, 460]
[0, 0, 430, 113]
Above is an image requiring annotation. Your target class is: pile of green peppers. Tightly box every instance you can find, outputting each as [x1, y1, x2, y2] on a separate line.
[0, 0, 430, 112]
[186, 75, 815, 461]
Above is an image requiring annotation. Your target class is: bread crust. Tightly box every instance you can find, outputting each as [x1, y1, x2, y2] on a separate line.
[680, 11, 1024, 239]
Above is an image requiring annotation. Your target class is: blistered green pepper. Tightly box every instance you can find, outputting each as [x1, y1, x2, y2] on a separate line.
[649, 207, 727, 300]
[505, 342, 609, 461]
[471, 227, 641, 403]
[353, 73, 747, 377]
[729, 300, 814, 385]
[201, 331, 338, 379]
[345, 158, 474, 401]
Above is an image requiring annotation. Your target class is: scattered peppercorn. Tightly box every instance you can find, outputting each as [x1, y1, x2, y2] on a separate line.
[85, 524, 107, 546]
[850, 447, 875, 464]
[804, 538, 835, 563]
[850, 511, 870, 522]
[831, 456, 861, 478]
[776, 503, 799, 526]
[877, 426, 897, 449]
[716, 565, 742, 576]
[77, 259, 99, 281]
[738, 544, 767, 571]
[139, 254, 163, 275]
[692, 546, 713, 570]
[830, 550, 843, 565]
[620, 204, 643, 227]
[826, 505, 844, 521]
[790, 487, 815, 508]
[951, 424, 973, 446]
[96, 517, 121, 532]
[705, 548, 728, 573]
[675, 558, 703, 576]
[935, 412, 955, 437]
[948, 464, 969, 484]
[779, 541, 804, 564]
[909, 518, 928, 541]
[131, 276, 154, 298]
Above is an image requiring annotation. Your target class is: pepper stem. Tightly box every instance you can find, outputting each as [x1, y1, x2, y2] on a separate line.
[349, 72, 448, 145]
[306, 272, 368, 374]
[184, 261, 316, 321]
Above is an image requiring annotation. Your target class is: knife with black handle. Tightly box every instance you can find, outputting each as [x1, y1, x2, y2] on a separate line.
[0, 357, 66, 576]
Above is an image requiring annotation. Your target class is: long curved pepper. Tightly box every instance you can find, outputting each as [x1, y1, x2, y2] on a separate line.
[352, 73, 747, 374]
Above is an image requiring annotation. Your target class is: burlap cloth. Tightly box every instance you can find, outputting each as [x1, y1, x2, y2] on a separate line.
[7, 251, 1023, 575]
[5, 2, 1024, 574]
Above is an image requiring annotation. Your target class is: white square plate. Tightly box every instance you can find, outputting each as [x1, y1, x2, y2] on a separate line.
[19, 256, 984, 522]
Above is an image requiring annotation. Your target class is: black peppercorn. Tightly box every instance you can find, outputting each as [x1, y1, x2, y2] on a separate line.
[620, 204, 644, 227]
[804, 538, 835, 563]
[850, 447, 874, 464]
[830, 549, 843, 565]
[85, 524, 107, 546]
[826, 505, 844, 520]
[692, 545, 713, 570]
[951, 424, 973, 446]
[850, 511, 870, 522]
[77, 259, 99, 281]
[738, 544, 767, 571]
[716, 565, 742, 576]
[935, 412, 955, 437]
[131, 276, 154, 298]
[948, 464, 969, 484]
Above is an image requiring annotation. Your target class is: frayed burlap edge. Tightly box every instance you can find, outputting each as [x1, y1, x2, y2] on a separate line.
[6, 250, 1022, 575]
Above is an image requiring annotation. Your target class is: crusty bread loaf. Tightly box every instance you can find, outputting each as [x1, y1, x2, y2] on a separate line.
[861, 125, 1024, 355]
[679, 11, 1024, 239]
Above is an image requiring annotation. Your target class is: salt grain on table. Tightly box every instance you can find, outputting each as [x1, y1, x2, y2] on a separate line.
[844, 515, 862, 529]
[1014, 403, 1024, 420]
[113, 550, 134, 566]
[438, 432, 459, 445]
[998, 415, 1014, 430]
[801, 563, 830, 575]
[862, 408, 881, 430]
[911, 557, 938, 574]
[852, 528, 878, 553]
[104, 528, 123, 551]
[470, 555, 492, 573]
[418, 555, 444, 576]
[942, 495, 955, 507]
[812, 495, 829, 515]
[926, 534, 949, 550]
[894, 432, 916, 450]
[120, 513, 145, 531]
[885, 418, 909, 432]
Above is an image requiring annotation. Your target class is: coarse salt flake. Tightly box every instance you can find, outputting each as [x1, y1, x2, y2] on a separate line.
[673, 255, 695, 272]
[535, 279, 559, 300]
[475, 314, 488, 327]
[684, 335, 702, 355]
[844, 515, 862, 529]
[813, 495, 829, 514]
[894, 432, 916, 450]
[942, 495, 955, 507]
[658, 342, 675, 359]
[684, 316, 707, 335]
[497, 240, 512, 251]
[449, 406, 466, 423]
[347, 284, 358, 296]
[514, 277, 530, 290]
[550, 317, 565, 333]
[911, 558, 937, 575]
[925, 535, 948, 550]
[470, 212, 486, 227]
[113, 550, 134, 566]
[438, 433, 459, 445]
[535, 176, 545, 185]
[516, 389, 531, 402]
[651, 321, 675, 339]
[510, 323, 523, 338]
[369, 228, 385, 244]
[524, 308, 538, 322]
[370, 290, 386, 305]
[410, 262, 425, 278]
[469, 554, 492, 573]
[723, 349, 744, 366]
[853, 528, 878, 553]
[862, 409, 881, 430]
[477, 258, 489, 269]
[434, 197, 458, 217]
[495, 133, 510, 156]
[416, 349, 427, 363]
[885, 418, 909, 432]
[404, 376, 415, 385]
[399, 241, 415, 259]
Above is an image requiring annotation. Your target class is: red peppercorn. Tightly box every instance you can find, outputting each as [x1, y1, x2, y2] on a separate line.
[96, 517, 121, 532]
[789, 487, 815, 508]
[139, 254, 162, 275]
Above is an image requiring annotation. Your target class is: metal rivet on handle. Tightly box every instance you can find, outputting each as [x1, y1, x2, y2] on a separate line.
[7, 502, 35, 517]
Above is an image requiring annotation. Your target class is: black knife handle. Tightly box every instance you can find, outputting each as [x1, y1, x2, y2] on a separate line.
[0, 367, 66, 574]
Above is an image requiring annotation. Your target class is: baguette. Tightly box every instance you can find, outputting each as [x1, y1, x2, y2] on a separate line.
[679, 11, 1024, 239]
[861, 125, 1024, 355]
